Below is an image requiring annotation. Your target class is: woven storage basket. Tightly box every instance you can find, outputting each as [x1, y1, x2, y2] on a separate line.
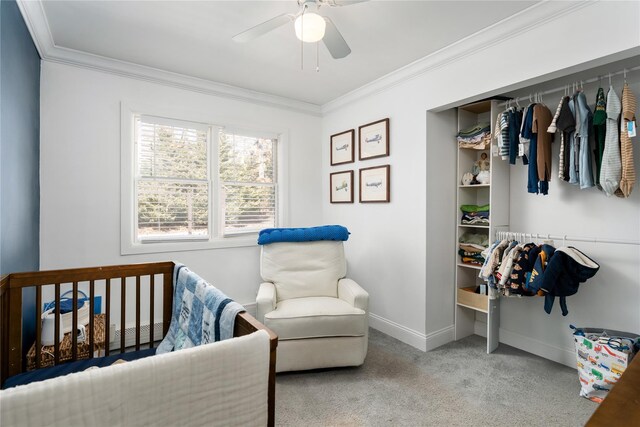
[26, 313, 106, 370]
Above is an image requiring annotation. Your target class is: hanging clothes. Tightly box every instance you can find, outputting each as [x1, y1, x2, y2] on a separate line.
[518, 104, 531, 165]
[575, 92, 595, 189]
[522, 103, 539, 193]
[617, 83, 637, 198]
[532, 104, 554, 195]
[592, 87, 607, 189]
[508, 108, 524, 165]
[499, 110, 511, 160]
[556, 97, 574, 182]
[599, 86, 622, 196]
[547, 97, 566, 180]
[567, 95, 580, 185]
[540, 247, 600, 316]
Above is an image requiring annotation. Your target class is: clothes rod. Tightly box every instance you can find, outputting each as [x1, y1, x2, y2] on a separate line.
[497, 65, 640, 107]
[496, 231, 640, 246]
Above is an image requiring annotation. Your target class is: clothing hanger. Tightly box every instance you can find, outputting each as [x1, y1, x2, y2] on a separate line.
[624, 68, 627, 84]
[609, 72, 612, 87]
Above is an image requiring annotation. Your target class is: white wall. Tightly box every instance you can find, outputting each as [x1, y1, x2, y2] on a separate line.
[40, 61, 322, 316]
[321, 0, 640, 356]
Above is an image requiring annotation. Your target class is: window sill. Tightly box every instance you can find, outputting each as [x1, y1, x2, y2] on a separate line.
[121, 235, 259, 255]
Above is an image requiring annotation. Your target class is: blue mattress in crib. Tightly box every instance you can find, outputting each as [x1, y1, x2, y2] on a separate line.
[2, 347, 156, 390]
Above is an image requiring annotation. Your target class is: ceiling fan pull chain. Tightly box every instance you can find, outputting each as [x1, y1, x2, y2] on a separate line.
[316, 41, 320, 72]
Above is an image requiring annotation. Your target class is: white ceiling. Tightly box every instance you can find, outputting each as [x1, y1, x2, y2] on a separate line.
[40, 0, 536, 105]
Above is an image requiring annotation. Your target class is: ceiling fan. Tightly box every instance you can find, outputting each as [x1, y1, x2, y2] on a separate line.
[232, 0, 368, 59]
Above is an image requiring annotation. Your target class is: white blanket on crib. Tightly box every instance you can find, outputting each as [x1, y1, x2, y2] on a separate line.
[0, 330, 270, 427]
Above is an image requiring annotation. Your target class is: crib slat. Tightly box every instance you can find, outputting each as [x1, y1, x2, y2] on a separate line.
[121, 276, 126, 353]
[7, 286, 22, 377]
[89, 280, 95, 358]
[54, 284, 60, 365]
[71, 282, 78, 361]
[162, 272, 172, 336]
[149, 274, 155, 349]
[135, 276, 141, 351]
[35, 287, 42, 369]
[105, 279, 111, 357]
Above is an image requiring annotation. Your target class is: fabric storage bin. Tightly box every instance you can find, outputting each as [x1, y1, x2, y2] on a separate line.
[572, 326, 640, 403]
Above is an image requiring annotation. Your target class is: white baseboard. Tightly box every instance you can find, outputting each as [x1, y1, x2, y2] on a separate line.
[499, 328, 575, 368]
[368, 312, 454, 352]
[474, 320, 575, 368]
[369, 313, 427, 351]
[424, 325, 455, 352]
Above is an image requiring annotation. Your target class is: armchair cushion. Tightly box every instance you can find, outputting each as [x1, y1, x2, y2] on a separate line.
[260, 241, 346, 301]
[263, 297, 366, 340]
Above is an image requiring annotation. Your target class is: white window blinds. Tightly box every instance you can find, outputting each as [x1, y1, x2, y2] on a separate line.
[219, 131, 277, 235]
[135, 115, 210, 241]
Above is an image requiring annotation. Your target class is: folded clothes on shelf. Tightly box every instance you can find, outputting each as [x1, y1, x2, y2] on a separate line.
[460, 204, 490, 225]
[457, 122, 491, 149]
[458, 232, 489, 266]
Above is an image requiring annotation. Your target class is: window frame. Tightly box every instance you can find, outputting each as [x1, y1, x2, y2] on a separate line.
[121, 102, 287, 255]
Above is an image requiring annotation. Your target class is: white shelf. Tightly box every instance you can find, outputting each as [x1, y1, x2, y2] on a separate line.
[456, 302, 488, 314]
[455, 99, 507, 355]
[457, 262, 482, 270]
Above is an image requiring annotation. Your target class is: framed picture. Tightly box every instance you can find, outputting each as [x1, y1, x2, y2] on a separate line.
[359, 118, 389, 160]
[330, 129, 355, 165]
[359, 165, 390, 203]
[330, 170, 354, 203]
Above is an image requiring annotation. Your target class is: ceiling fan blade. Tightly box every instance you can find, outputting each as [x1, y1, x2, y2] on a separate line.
[326, 0, 369, 6]
[322, 17, 351, 59]
[232, 14, 294, 43]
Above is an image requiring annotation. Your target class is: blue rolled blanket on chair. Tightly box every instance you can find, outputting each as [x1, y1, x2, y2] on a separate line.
[257, 225, 350, 245]
[156, 264, 244, 353]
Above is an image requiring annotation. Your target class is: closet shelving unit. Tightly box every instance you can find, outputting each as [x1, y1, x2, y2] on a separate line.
[454, 100, 509, 354]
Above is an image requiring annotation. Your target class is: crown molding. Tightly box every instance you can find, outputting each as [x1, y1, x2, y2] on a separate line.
[16, 0, 323, 117]
[17, 0, 597, 118]
[320, 0, 596, 114]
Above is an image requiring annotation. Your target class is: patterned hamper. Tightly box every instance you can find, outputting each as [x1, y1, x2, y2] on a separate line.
[573, 327, 640, 403]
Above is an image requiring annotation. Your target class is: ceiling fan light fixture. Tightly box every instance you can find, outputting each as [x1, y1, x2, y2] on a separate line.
[294, 12, 326, 42]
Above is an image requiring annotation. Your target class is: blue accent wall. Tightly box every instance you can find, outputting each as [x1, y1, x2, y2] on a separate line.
[1, 0, 41, 353]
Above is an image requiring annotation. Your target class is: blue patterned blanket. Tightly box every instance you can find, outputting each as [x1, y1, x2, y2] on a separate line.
[257, 225, 350, 245]
[157, 264, 244, 353]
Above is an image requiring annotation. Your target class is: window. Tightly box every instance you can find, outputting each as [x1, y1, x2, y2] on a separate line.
[219, 131, 277, 235]
[123, 108, 281, 253]
[135, 116, 210, 241]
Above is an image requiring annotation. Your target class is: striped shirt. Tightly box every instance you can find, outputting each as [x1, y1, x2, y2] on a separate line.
[617, 83, 637, 198]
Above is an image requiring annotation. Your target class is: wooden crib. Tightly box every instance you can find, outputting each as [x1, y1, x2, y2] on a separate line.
[0, 261, 277, 426]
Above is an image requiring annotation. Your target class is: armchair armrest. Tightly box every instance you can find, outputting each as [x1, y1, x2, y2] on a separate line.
[338, 278, 368, 311]
[257, 282, 277, 323]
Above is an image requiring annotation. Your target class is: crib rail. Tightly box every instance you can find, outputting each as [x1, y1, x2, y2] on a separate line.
[0, 262, 174, 383]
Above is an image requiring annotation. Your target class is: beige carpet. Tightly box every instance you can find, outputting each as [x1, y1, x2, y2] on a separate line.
[276, 329, 595, 426]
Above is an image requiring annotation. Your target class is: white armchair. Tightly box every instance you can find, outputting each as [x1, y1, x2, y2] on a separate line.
[257, 240, 369, 372]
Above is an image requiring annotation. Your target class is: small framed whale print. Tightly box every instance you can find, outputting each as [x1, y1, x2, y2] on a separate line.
[359, 118, 389, 160]
[330, 129, 355, 166]
[330, 170, 354, 203]
[360, 165, 390, 203]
